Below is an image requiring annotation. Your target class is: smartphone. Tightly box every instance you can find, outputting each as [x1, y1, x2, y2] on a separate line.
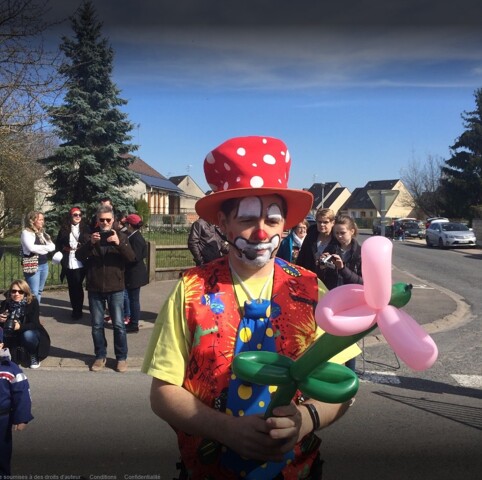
[99, 230, 113, 246]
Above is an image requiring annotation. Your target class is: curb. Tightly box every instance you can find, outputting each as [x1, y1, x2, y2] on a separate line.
[363, 264, 472, 348]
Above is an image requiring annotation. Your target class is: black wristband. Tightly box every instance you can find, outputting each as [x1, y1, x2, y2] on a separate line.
[301, 403, 321, 431]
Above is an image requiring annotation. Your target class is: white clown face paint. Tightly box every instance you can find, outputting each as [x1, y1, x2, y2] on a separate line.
[221, 195, 285, 268]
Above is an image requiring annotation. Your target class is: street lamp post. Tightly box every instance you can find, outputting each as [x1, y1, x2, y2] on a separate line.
[321, 183, 325, 208]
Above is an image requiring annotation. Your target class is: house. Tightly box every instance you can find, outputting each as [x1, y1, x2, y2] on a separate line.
[169, 175, 205, 223]
[339, 179, 417, 221]
[306, 182, 352, 215]
[128, 157, 184, 216]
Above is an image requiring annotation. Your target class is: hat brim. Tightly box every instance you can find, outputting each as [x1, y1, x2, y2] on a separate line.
[195, 188, 313, 228]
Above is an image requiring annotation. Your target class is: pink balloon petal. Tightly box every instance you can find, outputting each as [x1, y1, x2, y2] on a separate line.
[316, 285, 377, 335]
[317, 305, 377, 335]
[377, 306, 438, 371]
[362, 236, 393, 310]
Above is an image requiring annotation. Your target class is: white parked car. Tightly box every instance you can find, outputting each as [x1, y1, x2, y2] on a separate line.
[425, 222, 477, 248]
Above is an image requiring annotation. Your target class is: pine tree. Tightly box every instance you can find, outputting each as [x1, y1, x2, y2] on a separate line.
[42, 0, 138, 221]
[441, 88, 482, 219]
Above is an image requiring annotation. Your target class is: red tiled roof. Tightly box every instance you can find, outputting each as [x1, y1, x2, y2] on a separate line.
[126, 155, 166, 179]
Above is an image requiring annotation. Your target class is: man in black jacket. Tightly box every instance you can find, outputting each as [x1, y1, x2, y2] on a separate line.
[187, 218, 228, 266]
[76, 205, 135, 373]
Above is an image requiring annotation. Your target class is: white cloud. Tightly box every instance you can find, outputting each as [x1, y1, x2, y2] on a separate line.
[108, 26, 482, 90]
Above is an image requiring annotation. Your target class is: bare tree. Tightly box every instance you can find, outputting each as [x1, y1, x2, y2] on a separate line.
[0, 128, 56, 232]
[0, 0, 62, 231]
[0, 0, 61, 132]
[400, 153, 445, 217]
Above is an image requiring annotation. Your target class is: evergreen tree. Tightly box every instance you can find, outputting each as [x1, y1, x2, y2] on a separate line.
[441, 88, 482, 219]
[42, 0, 138, 221]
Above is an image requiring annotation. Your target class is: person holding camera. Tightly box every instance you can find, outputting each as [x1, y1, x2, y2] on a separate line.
[319, 214, 363, 291]
[318, 214, 363, 372]
[75, 205, 135, 373]
[296, 207, 338, 286]
[0, 280, 50, 369]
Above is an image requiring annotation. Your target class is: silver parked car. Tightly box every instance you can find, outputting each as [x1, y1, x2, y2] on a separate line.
[425, 222, 477, 248]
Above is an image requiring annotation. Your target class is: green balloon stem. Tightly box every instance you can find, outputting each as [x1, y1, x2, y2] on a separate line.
[289, 326, 377, 381]
[265, 381, 298, 418]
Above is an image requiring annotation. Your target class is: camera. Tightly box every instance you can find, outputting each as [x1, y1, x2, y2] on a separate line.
[99, 230, 113, 246]
[317, 254, 336, 269]
[4, 313, 17, 333]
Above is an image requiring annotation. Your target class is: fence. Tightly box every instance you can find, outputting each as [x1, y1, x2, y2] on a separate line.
[0, 241, 195, 291]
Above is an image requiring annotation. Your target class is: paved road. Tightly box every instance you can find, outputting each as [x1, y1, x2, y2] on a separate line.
[9, 243, 481, 479]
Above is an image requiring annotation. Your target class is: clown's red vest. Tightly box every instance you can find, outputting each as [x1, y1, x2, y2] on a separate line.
[178, 257, 321, 479]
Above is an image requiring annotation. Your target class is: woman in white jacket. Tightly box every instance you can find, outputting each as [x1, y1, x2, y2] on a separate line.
[20, 211, 55, 303]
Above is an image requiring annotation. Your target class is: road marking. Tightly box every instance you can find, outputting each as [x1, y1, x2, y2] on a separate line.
[411, 284, 435, 290]
[359, 371, 401, 385]
[451, 374, 482, 389]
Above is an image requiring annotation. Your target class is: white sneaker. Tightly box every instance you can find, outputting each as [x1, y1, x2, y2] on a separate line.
[30, 354, 40, 369]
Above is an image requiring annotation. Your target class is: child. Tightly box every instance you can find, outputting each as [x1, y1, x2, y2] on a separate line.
[0, 327, 34, 477]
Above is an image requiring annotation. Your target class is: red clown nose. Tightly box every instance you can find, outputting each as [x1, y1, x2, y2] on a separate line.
[253, 229, 269, 241]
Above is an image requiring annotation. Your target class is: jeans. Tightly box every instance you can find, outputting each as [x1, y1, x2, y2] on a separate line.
[123, 289, 130, 318]
[88, 290, 127, 360]
[19, 329, 41, 355]
[345, 357, 356, 372]
[24, 262, 49, 303]
[127, 287, 141, 327]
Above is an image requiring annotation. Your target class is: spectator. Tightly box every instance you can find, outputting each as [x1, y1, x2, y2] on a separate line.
[0, 327, 34, 477]
[142, 136, 358, 479]
[277, 219, 309, 262]
[123, 213, 149, 334]
[55, 207, 91, 320]
[319, 214, 363, 372]
[320, 215, 363, 291]
[89, 197, 122, 232]
[0, 280, 50, 369]
[187, 218, 228, 266]
[296, 207, 338, 287]
[76, 205, 136, 373]
[20, 211, 55, 304]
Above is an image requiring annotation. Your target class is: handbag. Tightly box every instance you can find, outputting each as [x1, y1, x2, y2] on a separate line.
[21, 252, 39, 274]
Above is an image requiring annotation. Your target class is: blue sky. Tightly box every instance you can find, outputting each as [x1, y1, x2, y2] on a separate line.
[46, 0, 482, 192]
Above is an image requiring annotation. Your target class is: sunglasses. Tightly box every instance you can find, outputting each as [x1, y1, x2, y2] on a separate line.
[72, 213, 82, 217]
[11, 289, 24, 294]
[98, 218, 113, 223]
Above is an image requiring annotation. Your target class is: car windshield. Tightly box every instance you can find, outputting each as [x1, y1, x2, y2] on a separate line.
[441, 223, 469, 232]
[405, 222, 419, 229]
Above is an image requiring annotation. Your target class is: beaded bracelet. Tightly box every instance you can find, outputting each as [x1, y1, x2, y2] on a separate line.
[301, 403, 321, 431]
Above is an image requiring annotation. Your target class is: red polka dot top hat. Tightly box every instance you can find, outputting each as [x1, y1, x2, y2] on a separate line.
[195, 136, 314, 228]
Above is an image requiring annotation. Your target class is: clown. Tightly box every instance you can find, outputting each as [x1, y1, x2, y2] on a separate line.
[143, 136, 360, 480]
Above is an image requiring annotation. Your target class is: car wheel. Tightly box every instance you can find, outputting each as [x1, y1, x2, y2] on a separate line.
[438, 238, 445, 249]
[426, 237, 432, 248]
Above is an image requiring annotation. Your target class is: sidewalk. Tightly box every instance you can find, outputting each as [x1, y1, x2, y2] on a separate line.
[35, 259, 464, 370]
[38, 279, 178, 371]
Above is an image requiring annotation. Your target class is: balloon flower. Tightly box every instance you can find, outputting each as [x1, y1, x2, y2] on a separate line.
[317, 235, 438, 371]
[233, 235, 438, 419]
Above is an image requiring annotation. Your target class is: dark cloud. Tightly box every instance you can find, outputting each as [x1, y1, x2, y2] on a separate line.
[49, 0, 482, 29]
